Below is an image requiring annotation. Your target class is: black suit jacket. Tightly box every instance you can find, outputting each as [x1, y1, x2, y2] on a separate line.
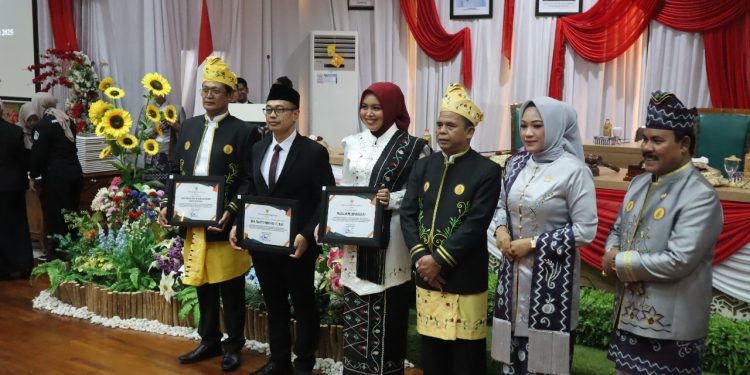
[174, 114, 261, 242]
[238, 133, 335, 258]
[0, 121, 28, 192]
[29, 114, 82, 182]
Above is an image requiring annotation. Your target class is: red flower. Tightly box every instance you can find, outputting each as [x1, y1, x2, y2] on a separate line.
[148, 191, 157, 197]
[76, 120, 85, 134]
[128, 211, 143, 220]
[110, 177, 122, 187]
[123, 188, 131, 194]
[71, 102, 83, 118]
[113, 196, 122, 203]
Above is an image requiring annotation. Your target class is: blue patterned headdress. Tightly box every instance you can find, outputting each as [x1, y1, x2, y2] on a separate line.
[645, 91, 697, 131]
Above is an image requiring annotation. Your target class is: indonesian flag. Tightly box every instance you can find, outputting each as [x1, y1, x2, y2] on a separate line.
[190, 0, 222, 117]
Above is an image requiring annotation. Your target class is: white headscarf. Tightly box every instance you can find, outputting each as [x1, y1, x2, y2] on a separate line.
[520, 96, 584, 162]
[16, 103, 38, 149]
[32, 92, 74, 142]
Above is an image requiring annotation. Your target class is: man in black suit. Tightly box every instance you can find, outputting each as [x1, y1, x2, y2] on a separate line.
[158, 56, 261, 372]
[230, 83, 335, 375]
[0, 104, 33, 279]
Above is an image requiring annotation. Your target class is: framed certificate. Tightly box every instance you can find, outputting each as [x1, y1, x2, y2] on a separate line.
[237, 196, 298, 255]
[318, 186, 383, 247]
[166, 175, 224, 227]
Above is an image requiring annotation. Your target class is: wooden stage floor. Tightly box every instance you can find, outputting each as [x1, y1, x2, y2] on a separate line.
[0, 278, 422, 375]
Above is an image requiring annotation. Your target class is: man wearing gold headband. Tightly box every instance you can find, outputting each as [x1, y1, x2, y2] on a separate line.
[158, 56, 261, 372]
[401, 83, 501, 375]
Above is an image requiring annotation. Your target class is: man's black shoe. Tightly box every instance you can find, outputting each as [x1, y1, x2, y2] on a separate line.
[178, 343, 222, 364]
[221, 351, 241, 371]
[249, 361, 292, 375]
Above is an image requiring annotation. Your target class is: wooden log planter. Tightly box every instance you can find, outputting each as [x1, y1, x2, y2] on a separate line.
[52, 282, 344, 361]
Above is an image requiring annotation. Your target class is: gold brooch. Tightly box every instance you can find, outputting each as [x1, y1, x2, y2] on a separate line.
[423, 181, 430, 192]
[184, 141, 191, 151]
[454, 184, 465, 195]
[653, 207, 665, 220]
[626, 201, 634, 212]
[223, 144, 233, 155]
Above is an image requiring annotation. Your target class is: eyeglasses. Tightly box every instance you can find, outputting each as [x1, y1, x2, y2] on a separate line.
[262, 106, 296, 115]
[200, 87, 227, 97]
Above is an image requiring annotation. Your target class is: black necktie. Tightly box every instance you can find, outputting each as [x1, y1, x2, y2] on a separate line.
[268, 144, 282, 190]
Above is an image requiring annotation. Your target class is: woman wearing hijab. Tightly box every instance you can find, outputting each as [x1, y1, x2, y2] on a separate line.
[29, 92, 83, 260]
[17, 103, 40, 156]
[335, 82, 430, 375]
[490, 97, 597, 374]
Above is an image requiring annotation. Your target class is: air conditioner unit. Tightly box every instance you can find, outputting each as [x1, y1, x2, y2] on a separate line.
[309, 31, 358, 147]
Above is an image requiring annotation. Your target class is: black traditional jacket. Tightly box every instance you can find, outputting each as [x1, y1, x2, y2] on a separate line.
[401, 148, 502, 294]
[174, 114, 260, 242]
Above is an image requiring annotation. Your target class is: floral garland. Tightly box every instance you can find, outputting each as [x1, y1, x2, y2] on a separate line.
[28, 48, 101, 134]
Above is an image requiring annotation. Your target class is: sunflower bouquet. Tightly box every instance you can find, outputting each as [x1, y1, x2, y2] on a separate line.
[90, 73, 177, 188]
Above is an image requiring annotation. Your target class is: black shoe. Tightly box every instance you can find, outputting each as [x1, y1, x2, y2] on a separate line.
[178, 343, 222, 364]
[292, 369, 313, 375]
[249, 361, 292, 375]
[221, 351, 241, 372]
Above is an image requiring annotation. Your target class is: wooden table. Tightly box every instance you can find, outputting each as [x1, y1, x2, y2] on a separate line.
[594, 168, 750, 203]
[583, 142, 642, 168]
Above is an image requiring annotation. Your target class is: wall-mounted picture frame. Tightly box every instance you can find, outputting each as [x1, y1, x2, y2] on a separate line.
[450, 0, 493, 19]
[348, 0, 374, 11]
[536, 0, 583, 16]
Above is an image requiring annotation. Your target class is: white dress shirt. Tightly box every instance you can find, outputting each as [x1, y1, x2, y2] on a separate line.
[261, 131, 297, 186]
[193, 112, 228, 176]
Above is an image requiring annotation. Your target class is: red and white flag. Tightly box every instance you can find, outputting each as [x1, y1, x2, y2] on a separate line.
[183, 0, 224, 117]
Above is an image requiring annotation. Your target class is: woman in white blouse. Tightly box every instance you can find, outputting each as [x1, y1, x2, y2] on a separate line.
[337, 82, 430, 375]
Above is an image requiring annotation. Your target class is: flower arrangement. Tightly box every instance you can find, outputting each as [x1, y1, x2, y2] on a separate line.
[90, 73, 176, 187]
[28, 48, 102, 134]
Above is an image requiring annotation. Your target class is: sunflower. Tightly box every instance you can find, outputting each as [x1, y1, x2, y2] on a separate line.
[117, 134, 138, 150]
[101, 108, 132, 138]
[99, 145, 112, 159]
[143, 139, 159, 155]
[164, 105, 177, 124]
[98, 77, 114, 91]
[88, 100, 112, 126]
[105, 86, 125, 99]
[142, 73, 171, 97]
[154, 123, 164, 137]
[95, 124, 106, 137]
[145, 104, 161, 123]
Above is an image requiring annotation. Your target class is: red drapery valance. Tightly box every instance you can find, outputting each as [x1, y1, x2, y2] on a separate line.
[545, 0, 750, 109]
[501, 0, 515, 65]
[400, 0, 473, 89]
[581, 189, 750, 269]
[48, 0, 79, 51]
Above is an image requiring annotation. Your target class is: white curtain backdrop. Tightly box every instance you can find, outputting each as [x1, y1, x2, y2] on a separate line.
[35, 0, 717, 150]
[639, 20, 712, 128]
[414, 0, 507, 153]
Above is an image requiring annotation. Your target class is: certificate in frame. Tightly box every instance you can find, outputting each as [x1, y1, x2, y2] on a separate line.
[318, 186, 383, 247]
[535, 0, 582, 16]
[166, 175, 224, 227]
[237, 196, 298, 255]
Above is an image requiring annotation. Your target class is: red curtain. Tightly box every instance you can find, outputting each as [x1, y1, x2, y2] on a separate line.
[704, 12, 750, 109]
[501, 0, 515, 65]
[48, 0, 79, 51]
[547, 0, 750, 108]
[400, 0, 473, 89]
[581, 189, 750, 270]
